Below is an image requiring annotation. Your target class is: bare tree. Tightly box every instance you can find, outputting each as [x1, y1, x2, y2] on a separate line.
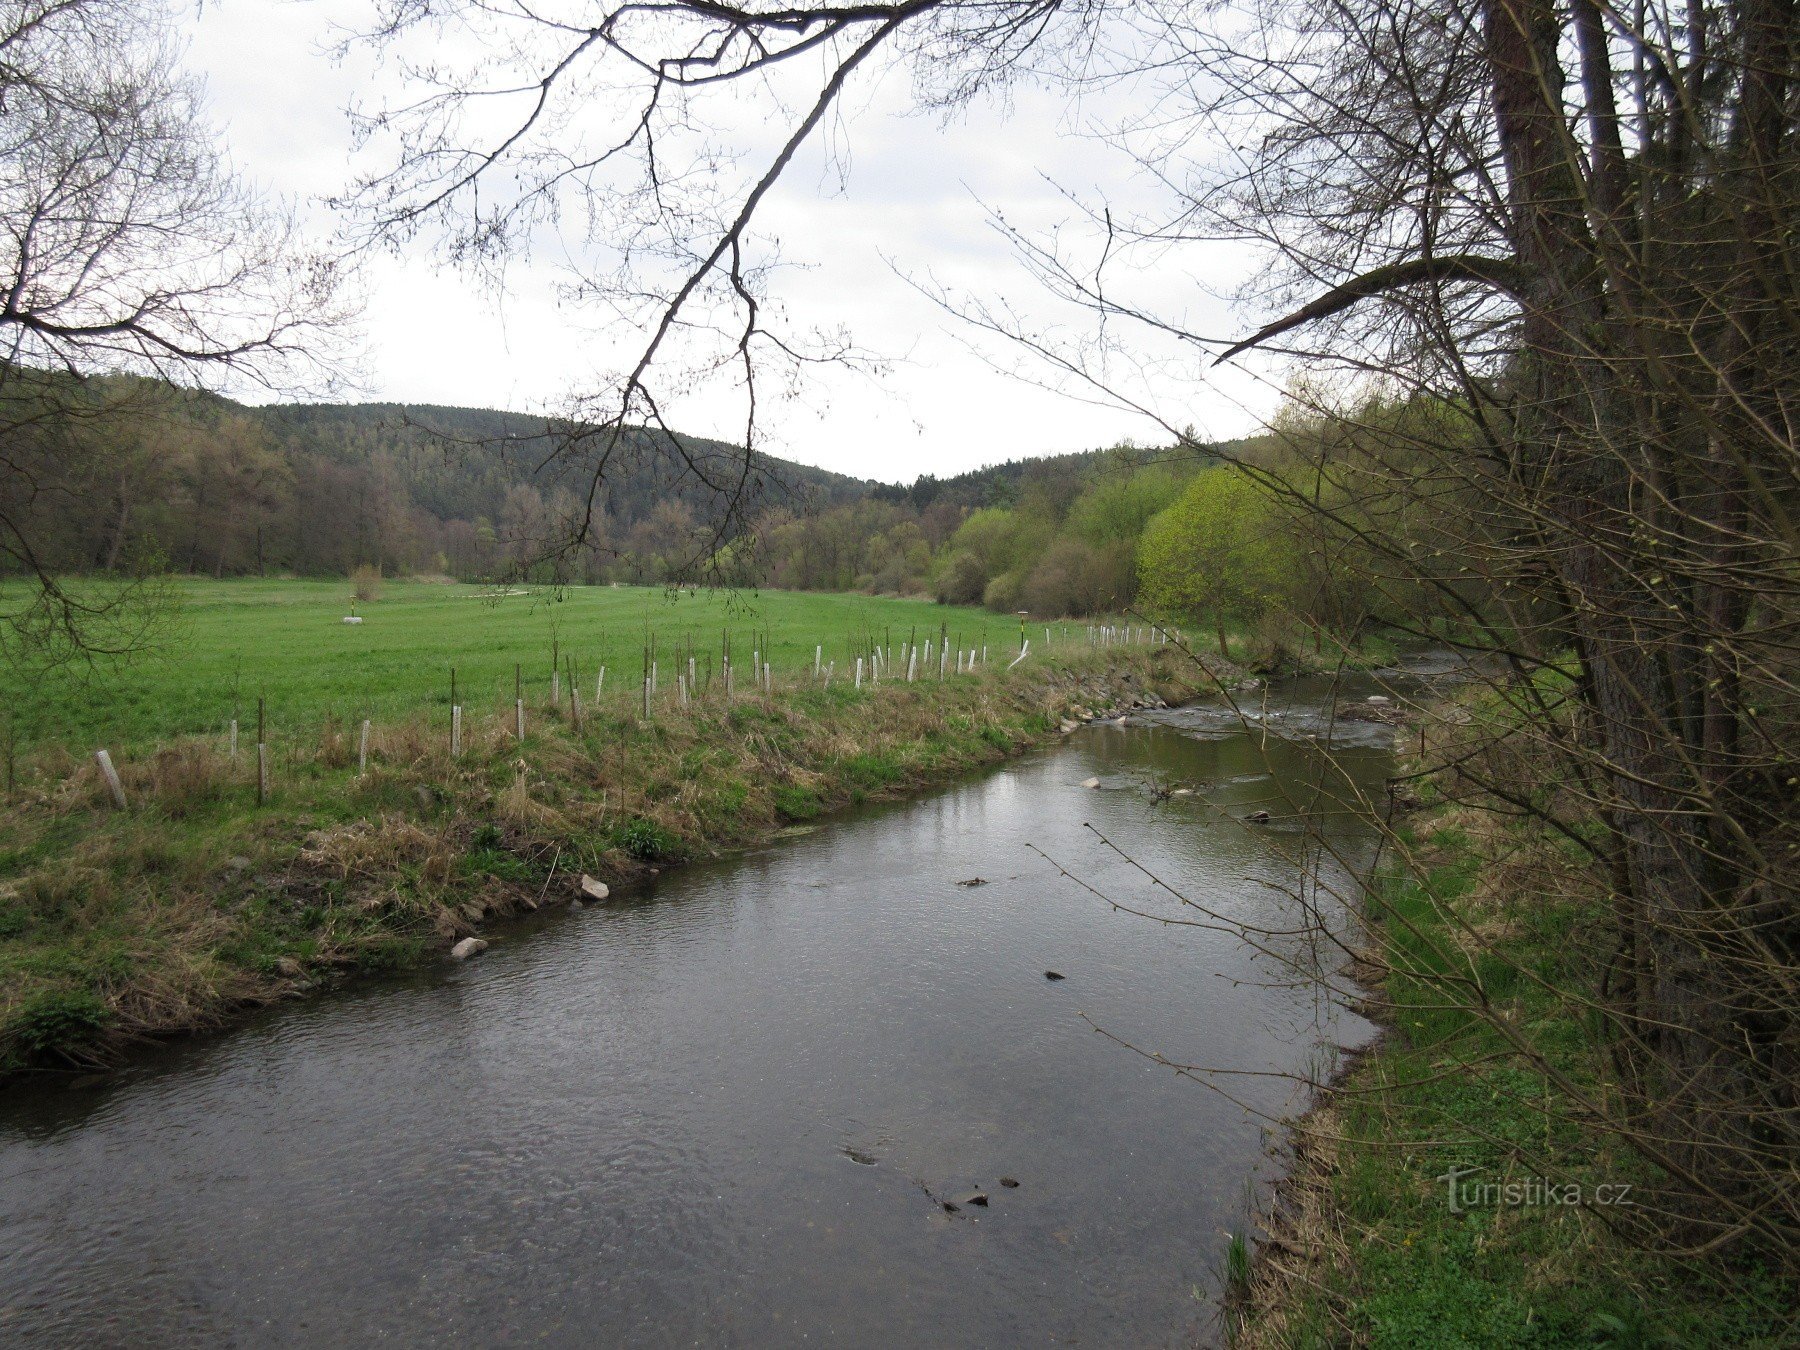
[0, 0, 350, 667]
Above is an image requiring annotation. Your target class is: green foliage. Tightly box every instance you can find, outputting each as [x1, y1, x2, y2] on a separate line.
[615, 817, 680, 862]
[1262, 822, 1799, 1349]
[8, 988, 112, 1058]
[772, 784, 824, 820]
[1137, 467, 1297, 645]
[463, 845, 532, 883]
[0, 896, 28, 939]
[1223, 1230, 1250, 1295]
[1064, 465, 1183, 547]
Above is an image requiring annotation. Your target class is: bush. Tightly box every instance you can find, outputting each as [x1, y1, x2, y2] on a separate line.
[935, 550, 989, 605]
[773, 784, 824, 820]
[615, 817, 680, 862]
[981, 569, 1023, 612]
[8, 988, 112, 1059]
[1019, 537, 1129, 616]
[350, 564, 383, 603]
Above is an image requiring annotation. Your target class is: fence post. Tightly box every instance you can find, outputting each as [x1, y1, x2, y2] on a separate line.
[256, 697, 268, 805]
[359, 719, 371, 775]
[94, 749, 127, 810]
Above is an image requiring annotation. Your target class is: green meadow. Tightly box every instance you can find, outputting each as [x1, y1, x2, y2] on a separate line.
[2, 579, 1050, 753]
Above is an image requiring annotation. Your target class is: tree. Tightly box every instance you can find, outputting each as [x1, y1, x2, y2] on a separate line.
[351, 0, 1799, 1260]
[1138, 468, 1293, 654]
[0, 0, 346, 666]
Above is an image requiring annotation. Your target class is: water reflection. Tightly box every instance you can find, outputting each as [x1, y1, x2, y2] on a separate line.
[0, 680, 1406, 1347]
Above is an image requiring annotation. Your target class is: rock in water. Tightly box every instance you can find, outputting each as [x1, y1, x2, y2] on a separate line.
[958, 1192, 990, 1207]
[1044, 970, 1066, 981]
[579, 874, 610, 902]
[1246, 809, 1272, 824]
[1366, 694, 1391, 704]
[999, 1177, 1021, 1188]
[1081, 777, 1101, 789]
[450, 937, 488, 960]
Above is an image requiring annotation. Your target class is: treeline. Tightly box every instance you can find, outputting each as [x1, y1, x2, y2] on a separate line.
[757, 403, 1497, 655]
[1, 375, 870, 584]
[6, 368, 1493, 649]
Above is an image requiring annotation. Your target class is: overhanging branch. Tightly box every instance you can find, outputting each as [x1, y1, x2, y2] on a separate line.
[1215, 253, 1528, 364]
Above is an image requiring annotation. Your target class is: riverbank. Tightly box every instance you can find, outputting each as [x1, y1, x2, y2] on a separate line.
[0, 644, 1228, 1078]
[1232, 713, 1796, 1347]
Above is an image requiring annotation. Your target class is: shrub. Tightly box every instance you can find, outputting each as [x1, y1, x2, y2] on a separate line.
[773, 784, 824, 820]
[615, 817, 679, 862]
[8, 989, 112, 1059]
[350, 564, 384, 603]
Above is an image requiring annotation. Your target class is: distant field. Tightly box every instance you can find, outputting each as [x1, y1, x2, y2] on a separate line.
[1, 579, 1053, 752]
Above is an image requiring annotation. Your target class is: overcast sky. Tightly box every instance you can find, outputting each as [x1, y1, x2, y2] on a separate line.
[184, 2, 1273, 484]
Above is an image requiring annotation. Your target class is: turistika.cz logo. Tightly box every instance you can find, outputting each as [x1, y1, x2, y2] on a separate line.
[1436, 1164, 1633, 1214]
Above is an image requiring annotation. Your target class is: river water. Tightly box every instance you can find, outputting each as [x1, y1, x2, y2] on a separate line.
[0, 667, 1439, 1346]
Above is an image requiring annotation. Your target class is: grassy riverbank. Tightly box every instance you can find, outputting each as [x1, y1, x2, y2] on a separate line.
[0, 641, 1217, 1077]
[1236, 777, 1796, 1345]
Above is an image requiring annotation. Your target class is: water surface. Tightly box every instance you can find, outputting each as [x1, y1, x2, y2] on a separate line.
[0, 669, 1431, 1346]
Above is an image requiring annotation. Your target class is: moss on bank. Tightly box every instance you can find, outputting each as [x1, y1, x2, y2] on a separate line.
[0, 645, 1218, 1078]
[1234, 800, 1797, 1348]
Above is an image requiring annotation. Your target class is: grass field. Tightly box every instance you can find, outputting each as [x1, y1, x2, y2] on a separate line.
[1, 579, 1060, 753]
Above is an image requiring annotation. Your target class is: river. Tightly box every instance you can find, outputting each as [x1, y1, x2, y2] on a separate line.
[0, 665, 1447, 1346]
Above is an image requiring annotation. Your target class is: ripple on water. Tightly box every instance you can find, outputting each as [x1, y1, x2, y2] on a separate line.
[0, 684, 1399, 1347]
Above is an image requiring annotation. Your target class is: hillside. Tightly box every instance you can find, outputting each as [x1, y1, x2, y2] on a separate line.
[0, 374, 875, 583]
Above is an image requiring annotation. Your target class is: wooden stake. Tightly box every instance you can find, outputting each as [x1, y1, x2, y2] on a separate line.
[359, 719, 371, 775]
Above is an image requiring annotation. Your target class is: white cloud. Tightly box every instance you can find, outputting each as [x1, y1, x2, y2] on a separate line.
[182, 1, 1273, 482]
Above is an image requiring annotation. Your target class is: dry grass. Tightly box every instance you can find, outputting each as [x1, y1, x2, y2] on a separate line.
[0, 643, 1231, 1076]
[1230, 1097, 1359, 1349]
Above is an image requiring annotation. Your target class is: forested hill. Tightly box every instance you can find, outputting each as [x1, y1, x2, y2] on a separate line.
[252, 400, 875, 541]
[7, 376, 878, 583]
[8, 368, 1261, 598]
